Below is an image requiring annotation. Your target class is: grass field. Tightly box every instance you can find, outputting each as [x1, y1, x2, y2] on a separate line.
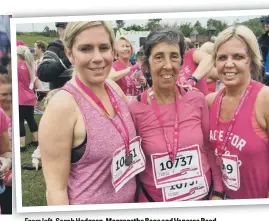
[16, 34, 56, 48]
[21, 114, 47, 207]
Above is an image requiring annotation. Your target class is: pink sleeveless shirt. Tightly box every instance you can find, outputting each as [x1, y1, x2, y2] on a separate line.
[129, 89, 222, 202]
[112, 60, 140, 96]
[62, 81, 136, 204]
[177, 49, 208, 96]
[18, 60, 36, 106]
[209, 80, 269, 199]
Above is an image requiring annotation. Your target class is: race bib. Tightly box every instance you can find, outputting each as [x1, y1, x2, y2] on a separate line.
[221, 154, 241, 191]
[127, 96, 138, 101]
[112, 136, 145, 192]
[162, 175, 209, 201]
[151, 145, 203, 188]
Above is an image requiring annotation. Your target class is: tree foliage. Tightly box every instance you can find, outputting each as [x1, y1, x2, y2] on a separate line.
[42, 26, 57, 37]
[241, 17, 264, 37]
[116, 20, 125, 29]
[145, 19, 162, 30]
[207, 18, 228, 35]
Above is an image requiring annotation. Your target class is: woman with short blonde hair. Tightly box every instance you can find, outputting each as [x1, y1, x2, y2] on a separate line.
[207, 25, 269, 199]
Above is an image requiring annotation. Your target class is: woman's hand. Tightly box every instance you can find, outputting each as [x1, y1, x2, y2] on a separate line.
[130, 63, 141, 72]
[211, 195, 224, 200]
[0, 157, 12, 178]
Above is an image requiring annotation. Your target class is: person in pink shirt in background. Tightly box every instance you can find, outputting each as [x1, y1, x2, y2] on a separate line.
[129, 27, 223, 202]
[207, 25, 269, 199]
[0, 75, 12, 214]
[0, 107, 12, 214]
[17, 45, 38, 152]
[109, 37, 148, 100]
[177, 39, 218, 96]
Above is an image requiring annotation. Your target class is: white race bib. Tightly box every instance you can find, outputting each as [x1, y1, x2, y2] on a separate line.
[127, 95, 137, 101]
[112, 136, 145, 192]
[221, 154, 241, 191]
[151, 145, 203, 188]
[162, 175, 209, 201]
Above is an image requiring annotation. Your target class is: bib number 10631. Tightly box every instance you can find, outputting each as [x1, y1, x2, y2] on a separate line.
[116, 148, 137, 171]
[112, 136, 146, 192]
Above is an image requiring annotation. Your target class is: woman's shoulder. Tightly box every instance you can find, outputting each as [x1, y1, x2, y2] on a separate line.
[256, 84, 269, 112]
[45, 88, 77, 114]
[183, 89, 207, 104]
[205, 91, 219, 108]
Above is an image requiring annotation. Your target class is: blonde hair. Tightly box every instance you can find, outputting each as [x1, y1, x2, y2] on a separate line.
[40, 89, 60, 111]
[17, 45, 35, 82]
[64, 21, 115, 50]
[114, 37, 134, 59]
[213, 25, 262, 81]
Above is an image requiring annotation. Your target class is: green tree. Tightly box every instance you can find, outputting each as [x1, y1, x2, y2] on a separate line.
[43, 26, 50, 37]
[125, 24, 145, 31]
[207, 18, 228, 35]
[194, 21, 207, 35]
[179, 22, 193, 37]
[116, 20, 125, 29]
[145, 19, 162, 30]
[241, 17, 264, 37]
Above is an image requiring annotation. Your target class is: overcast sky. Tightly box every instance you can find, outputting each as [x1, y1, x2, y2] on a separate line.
[16, 15, 261, 32]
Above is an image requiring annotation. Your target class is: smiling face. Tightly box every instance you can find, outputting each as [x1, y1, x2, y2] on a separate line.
[116, 39, 132, 60]
[66, 26, 114, 86]
[215, 36, 252, 87]
[0, 83, 12, 111]
[149, 41, 182, 91]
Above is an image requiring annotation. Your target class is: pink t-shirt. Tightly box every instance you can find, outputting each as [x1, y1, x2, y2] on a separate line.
[18, 60, 36, 106]
[129, 88, 222, 202]
[62, 81, 136, 204]
[177, 48, 208, 96]
[112, 60, 141, 96]
[209, 80, 269, 199]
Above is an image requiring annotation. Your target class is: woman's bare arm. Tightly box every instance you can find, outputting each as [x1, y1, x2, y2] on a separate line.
[108, 67, 131, 82]
[39, 90, 77, 205]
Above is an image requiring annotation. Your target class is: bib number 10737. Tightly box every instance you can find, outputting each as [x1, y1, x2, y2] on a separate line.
[151, 145, 203, 188]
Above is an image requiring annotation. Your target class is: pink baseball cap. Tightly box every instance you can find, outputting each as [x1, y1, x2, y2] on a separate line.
[16, 40, 28, 46]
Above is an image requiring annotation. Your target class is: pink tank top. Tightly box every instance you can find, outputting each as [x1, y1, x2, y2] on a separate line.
[18, 60, 36, 106]
[62, 81, 136, 204]
[177, 49, 208, 96]
[112, 60, 140, 96]
[129, 89, 222, 202]
[209, 80, 269, 199]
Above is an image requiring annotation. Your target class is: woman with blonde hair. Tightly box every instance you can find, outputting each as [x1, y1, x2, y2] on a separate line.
[39, 21, 144, 205]
[17, 45, 38, 152]
[207, 25, 269, 199]
[109, 37, 148, 99]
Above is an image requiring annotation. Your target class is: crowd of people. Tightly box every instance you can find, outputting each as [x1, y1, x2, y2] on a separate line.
[16, 16, 269, 205]
[0, 15, 12, 214]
